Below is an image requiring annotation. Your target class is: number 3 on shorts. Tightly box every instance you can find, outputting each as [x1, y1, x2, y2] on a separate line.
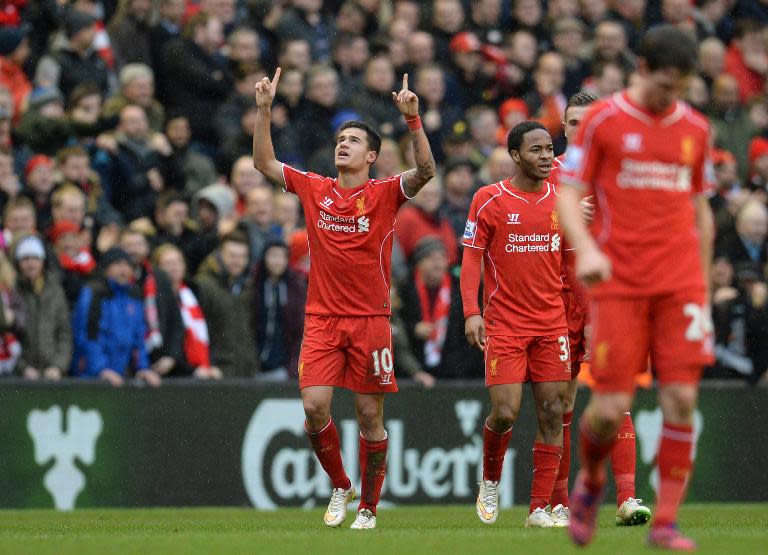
[558, 336, 570, 362]
[372, 347, 393, 376]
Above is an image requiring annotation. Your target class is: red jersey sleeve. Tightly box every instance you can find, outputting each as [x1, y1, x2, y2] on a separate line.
[462, 188, 496, 250]
[282, 164, 329, 198]
[559, 103, 610, 191]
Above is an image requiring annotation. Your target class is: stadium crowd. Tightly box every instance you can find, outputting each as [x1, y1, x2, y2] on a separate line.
[0, 0, 768, 386]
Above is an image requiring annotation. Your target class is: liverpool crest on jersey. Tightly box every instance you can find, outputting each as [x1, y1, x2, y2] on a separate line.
[356, 197, 366, 215]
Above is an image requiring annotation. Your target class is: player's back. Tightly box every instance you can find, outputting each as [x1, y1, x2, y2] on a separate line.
[561, 92, 710, 298]
[282, 164, 409, 316]
[464, 181, 566, 336]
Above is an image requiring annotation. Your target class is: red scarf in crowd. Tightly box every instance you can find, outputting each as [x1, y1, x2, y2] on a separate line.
[58, 249, 96, 276]
[178, 283, 210, 368]
[142, 261, 162, 352]
[415, 271, 452, 368]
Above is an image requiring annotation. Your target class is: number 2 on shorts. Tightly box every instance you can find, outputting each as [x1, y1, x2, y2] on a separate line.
[372, 347, 393, 376]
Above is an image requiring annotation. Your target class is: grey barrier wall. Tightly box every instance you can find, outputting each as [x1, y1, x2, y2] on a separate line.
[0, 381, 766, 510]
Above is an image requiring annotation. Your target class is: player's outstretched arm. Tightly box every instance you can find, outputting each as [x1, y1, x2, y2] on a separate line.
[556, 184, 611, 286]
[253, 67, 286, 189]
[392, 74, 436, 197]
[461, 246, 486, 351]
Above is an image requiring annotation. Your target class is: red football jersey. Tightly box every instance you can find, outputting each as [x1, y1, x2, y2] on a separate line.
[282, 164, 410, 316]
[559, 92, 711, 298]
[463, 180, 567, 336]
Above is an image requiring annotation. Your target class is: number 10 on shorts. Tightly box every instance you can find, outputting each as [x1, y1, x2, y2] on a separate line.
[372, 348, 393, 376]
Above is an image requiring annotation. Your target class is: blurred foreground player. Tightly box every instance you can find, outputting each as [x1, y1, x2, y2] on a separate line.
[557, 26, 714, 551]
[548, 92, 651, 528]
[254, 69, 436, 529]
[461, 122, 570, 528]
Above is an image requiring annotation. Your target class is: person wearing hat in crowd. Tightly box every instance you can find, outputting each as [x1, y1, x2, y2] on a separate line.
[0, 26, 32, 124]
[12, 233, 72, 381]
[442, 119, 474, 161]
[35, 8, 112, 101]
[70, 246, 160, 386]
[21, 155, 56, 231]
[188, 182, 236, 273]
[446, 31, 495, 109]
[441, 158, 478, 242]
[496, 98, 529, 146]
[49, 219, 97, 306]
[14, 87, 75, 157]
[399, 236, 482, 381]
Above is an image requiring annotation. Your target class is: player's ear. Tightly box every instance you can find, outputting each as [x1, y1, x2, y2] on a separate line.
[510, 150, 520, 165]
[367, 151, 378, 165]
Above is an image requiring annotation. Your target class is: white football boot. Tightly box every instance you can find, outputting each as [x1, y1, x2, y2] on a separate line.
[476, 480, 500, 524]
[525, 506, 555, 528]
[550, 504, 570, 527]
[323, 486, 356, 527]
[350, 508, 377, 530]
[615, 497, 651, 526]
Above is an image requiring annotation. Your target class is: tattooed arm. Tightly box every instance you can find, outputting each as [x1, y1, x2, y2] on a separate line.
[392, 74, 436, 197]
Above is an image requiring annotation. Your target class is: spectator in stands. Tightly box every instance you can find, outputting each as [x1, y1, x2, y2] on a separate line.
[430, 0, 466, 61]
[217, 102, 258, 176]
[15, 87, 73, 156]
[445, 31, 491, 110]
[215, 62, 266, 147]
[710, 148, 741, 236]
[67, 82, 111, 144]
[225, 27, 261, 73]
[153, 192, 201, 264]
[293, 65, 345, 165]
[353, 55, 403, 137]
[589, 61, 627, 98]
[94, 104, 172, 221]
[0, 145, 20, 209]
[400, 237, 482, 380]
[164, 114, 218, 197]
[724, 19, 768, 102]
[276, 38, 313, 74]
[56, 147, 121, 229]
[396, 178, 458, 266]
[2, 197, 36, 251]
[22, 155, 56, 231]
[119, 227, 185, 377]
[35, 9, 111, 99]
[153, 243, 222, 379]
[13, 233, 71, 381]
[0, 247, 24, 376]
[252, 240, 306, 381]
[525, 51, 568, 143]
[0, 26, 32, 123]
[276, 0, 335, 62]
[590, 19, 636, 76]
[71, 247, 160, 385]
[194, 230, 259, 377]
[243, 185, 282, 265]
[482, 146, 515, 185]
[699, 37, 726, 91]
[332, 33, 368, 99]
[151, 0, 186, 102]
[708, 73, 755, 177]
[749, 136, 768, 191]
[415, 64, 463, 164]
[441, 158, 477, 243]
[230, 156, 267, 217]
[0, 104, 11, 150]
[161, 12, 232, 147]
[552, 17, 591, 97]
[189, 183, 236, 272]
[103, 64, 165, 131]
[466, 105, 500, 165]
[108, 0, 154, 69]
[373, 138, 405, 180]
[49, 219, 96, 306]
[723, 200, 768, 267]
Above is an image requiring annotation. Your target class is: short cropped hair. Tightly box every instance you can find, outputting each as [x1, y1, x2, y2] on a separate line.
[639, 25, 697, 75]
[337, 120, 382, 156]
[507, 121, 548, 154]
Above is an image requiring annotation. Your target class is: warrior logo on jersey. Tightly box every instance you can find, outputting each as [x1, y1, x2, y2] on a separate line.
[464, 220, 477, 240]
[356, 196, 366, 216]
[622, 133, 643, 153]
[550, 211, 559, 230]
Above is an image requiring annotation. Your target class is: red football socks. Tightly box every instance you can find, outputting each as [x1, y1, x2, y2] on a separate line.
[305, 419, 351, 491]
[551, 410, 573, 508]
[579, 416, 617, 491]
[530, 442, 563, 512]
[483, 421, 513, 482]
[611, 412, 637, 507]
[654, 422, 695, 527]
[358, 433, 388, 515]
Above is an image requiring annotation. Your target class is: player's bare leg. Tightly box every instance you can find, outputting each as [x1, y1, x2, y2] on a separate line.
[526, 380, 567, 528]
[302, 386, 355, 527]
[613, 412, 651, 526]
[647, 383, 698, 551]
[550, 376, 578, 525]
[569, 391, 632, 546]
[350, 393, 387, 530]
[477, 384, 522, 524]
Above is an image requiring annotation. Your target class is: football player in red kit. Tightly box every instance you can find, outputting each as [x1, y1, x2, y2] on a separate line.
[462, 122, 570, 528]
[548, 92, 651, 528]
[557, 26, 714, 550]
[254, 69, 436, 530]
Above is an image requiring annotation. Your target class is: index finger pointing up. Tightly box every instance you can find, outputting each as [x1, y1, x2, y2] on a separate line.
[402, 73, 409, 91]
[272, 67, 282, 88]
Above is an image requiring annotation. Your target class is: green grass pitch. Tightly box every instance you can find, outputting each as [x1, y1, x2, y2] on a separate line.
[1, 504, 766, 554]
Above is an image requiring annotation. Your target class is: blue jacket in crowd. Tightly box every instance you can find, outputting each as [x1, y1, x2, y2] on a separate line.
[71, 278, 150, 377]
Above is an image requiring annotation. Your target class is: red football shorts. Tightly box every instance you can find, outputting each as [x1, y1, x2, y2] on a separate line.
[589, 291, 714, 393]
[298, 315, 397, 394]
[564, 288, 589, 376]
[484, 334, 571, 386]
